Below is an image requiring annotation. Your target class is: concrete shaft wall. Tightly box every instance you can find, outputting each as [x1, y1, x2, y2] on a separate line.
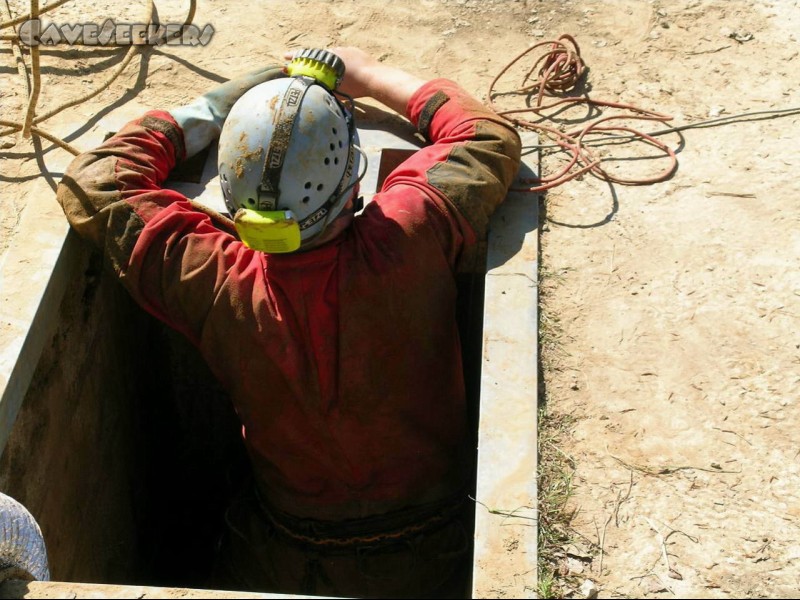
[0, 238, 150, 582]
[0, 237, 245, 586]
[0, 128, 538, 596]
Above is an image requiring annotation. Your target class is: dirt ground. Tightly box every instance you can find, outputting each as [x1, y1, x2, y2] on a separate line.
[2, 0, 799, 598]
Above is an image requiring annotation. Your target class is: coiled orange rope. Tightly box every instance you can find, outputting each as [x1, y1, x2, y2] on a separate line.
[488, 34, 678, 192]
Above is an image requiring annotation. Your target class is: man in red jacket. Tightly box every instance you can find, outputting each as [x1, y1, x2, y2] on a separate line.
[56, 47, 521, 597]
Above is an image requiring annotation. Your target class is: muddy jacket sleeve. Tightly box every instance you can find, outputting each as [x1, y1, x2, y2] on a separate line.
[375, 78, 522, 271]
[56, 110, 250, 346]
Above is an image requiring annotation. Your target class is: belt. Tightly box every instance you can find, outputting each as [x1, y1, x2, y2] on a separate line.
[254, 489, 468, 549]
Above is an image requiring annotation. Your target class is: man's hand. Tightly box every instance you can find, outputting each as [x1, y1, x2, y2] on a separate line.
[324, 47, 380, 98]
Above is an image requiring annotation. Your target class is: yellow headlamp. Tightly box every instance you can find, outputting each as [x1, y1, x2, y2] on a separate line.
[285, 48, 345, 91]
[234, 209, 301, 254]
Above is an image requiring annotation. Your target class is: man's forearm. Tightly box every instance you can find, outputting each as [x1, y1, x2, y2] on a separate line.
[358, 64, 427, 117]
[328, 47, 426, 117]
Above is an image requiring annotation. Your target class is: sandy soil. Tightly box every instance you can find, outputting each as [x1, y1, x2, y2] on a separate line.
[2, 0, 799, 598]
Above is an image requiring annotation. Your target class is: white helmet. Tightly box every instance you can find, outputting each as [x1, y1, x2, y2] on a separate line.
[218, 75, 360, 250]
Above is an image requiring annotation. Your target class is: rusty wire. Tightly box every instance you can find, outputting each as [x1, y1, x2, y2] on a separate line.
[20, 0, 39, 137]
[0, 0, 71, 30]
[488, 34, 678, 193]
[0, 0, 196, 155]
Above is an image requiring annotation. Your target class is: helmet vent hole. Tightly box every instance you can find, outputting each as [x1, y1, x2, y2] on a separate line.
[316, 184, 324, 191]
[304, 182, 312, 189]
[330, 143, 336, 151]
[332, 127, 338, 135]
[338, 140, 343, 148]
[221, 173, 227, 182]
[334, 157, 339, 165]
[324, 157, 330, 165]
[302, 196, 310, 204]
[247, 198, 255, 205]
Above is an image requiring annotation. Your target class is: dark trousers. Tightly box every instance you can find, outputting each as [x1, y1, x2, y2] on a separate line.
[212, 488, 472, 598]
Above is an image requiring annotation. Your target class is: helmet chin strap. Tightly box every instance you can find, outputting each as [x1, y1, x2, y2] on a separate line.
[295, 90, 362, 234]
[311, 143, 369, 237]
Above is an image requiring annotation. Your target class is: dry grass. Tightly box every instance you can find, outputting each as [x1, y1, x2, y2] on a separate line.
[537, 407, 579, 597]
[537, 215, 582, 597]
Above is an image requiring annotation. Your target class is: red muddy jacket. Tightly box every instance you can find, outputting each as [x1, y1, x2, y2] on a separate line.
[57, 79, 522, 521]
